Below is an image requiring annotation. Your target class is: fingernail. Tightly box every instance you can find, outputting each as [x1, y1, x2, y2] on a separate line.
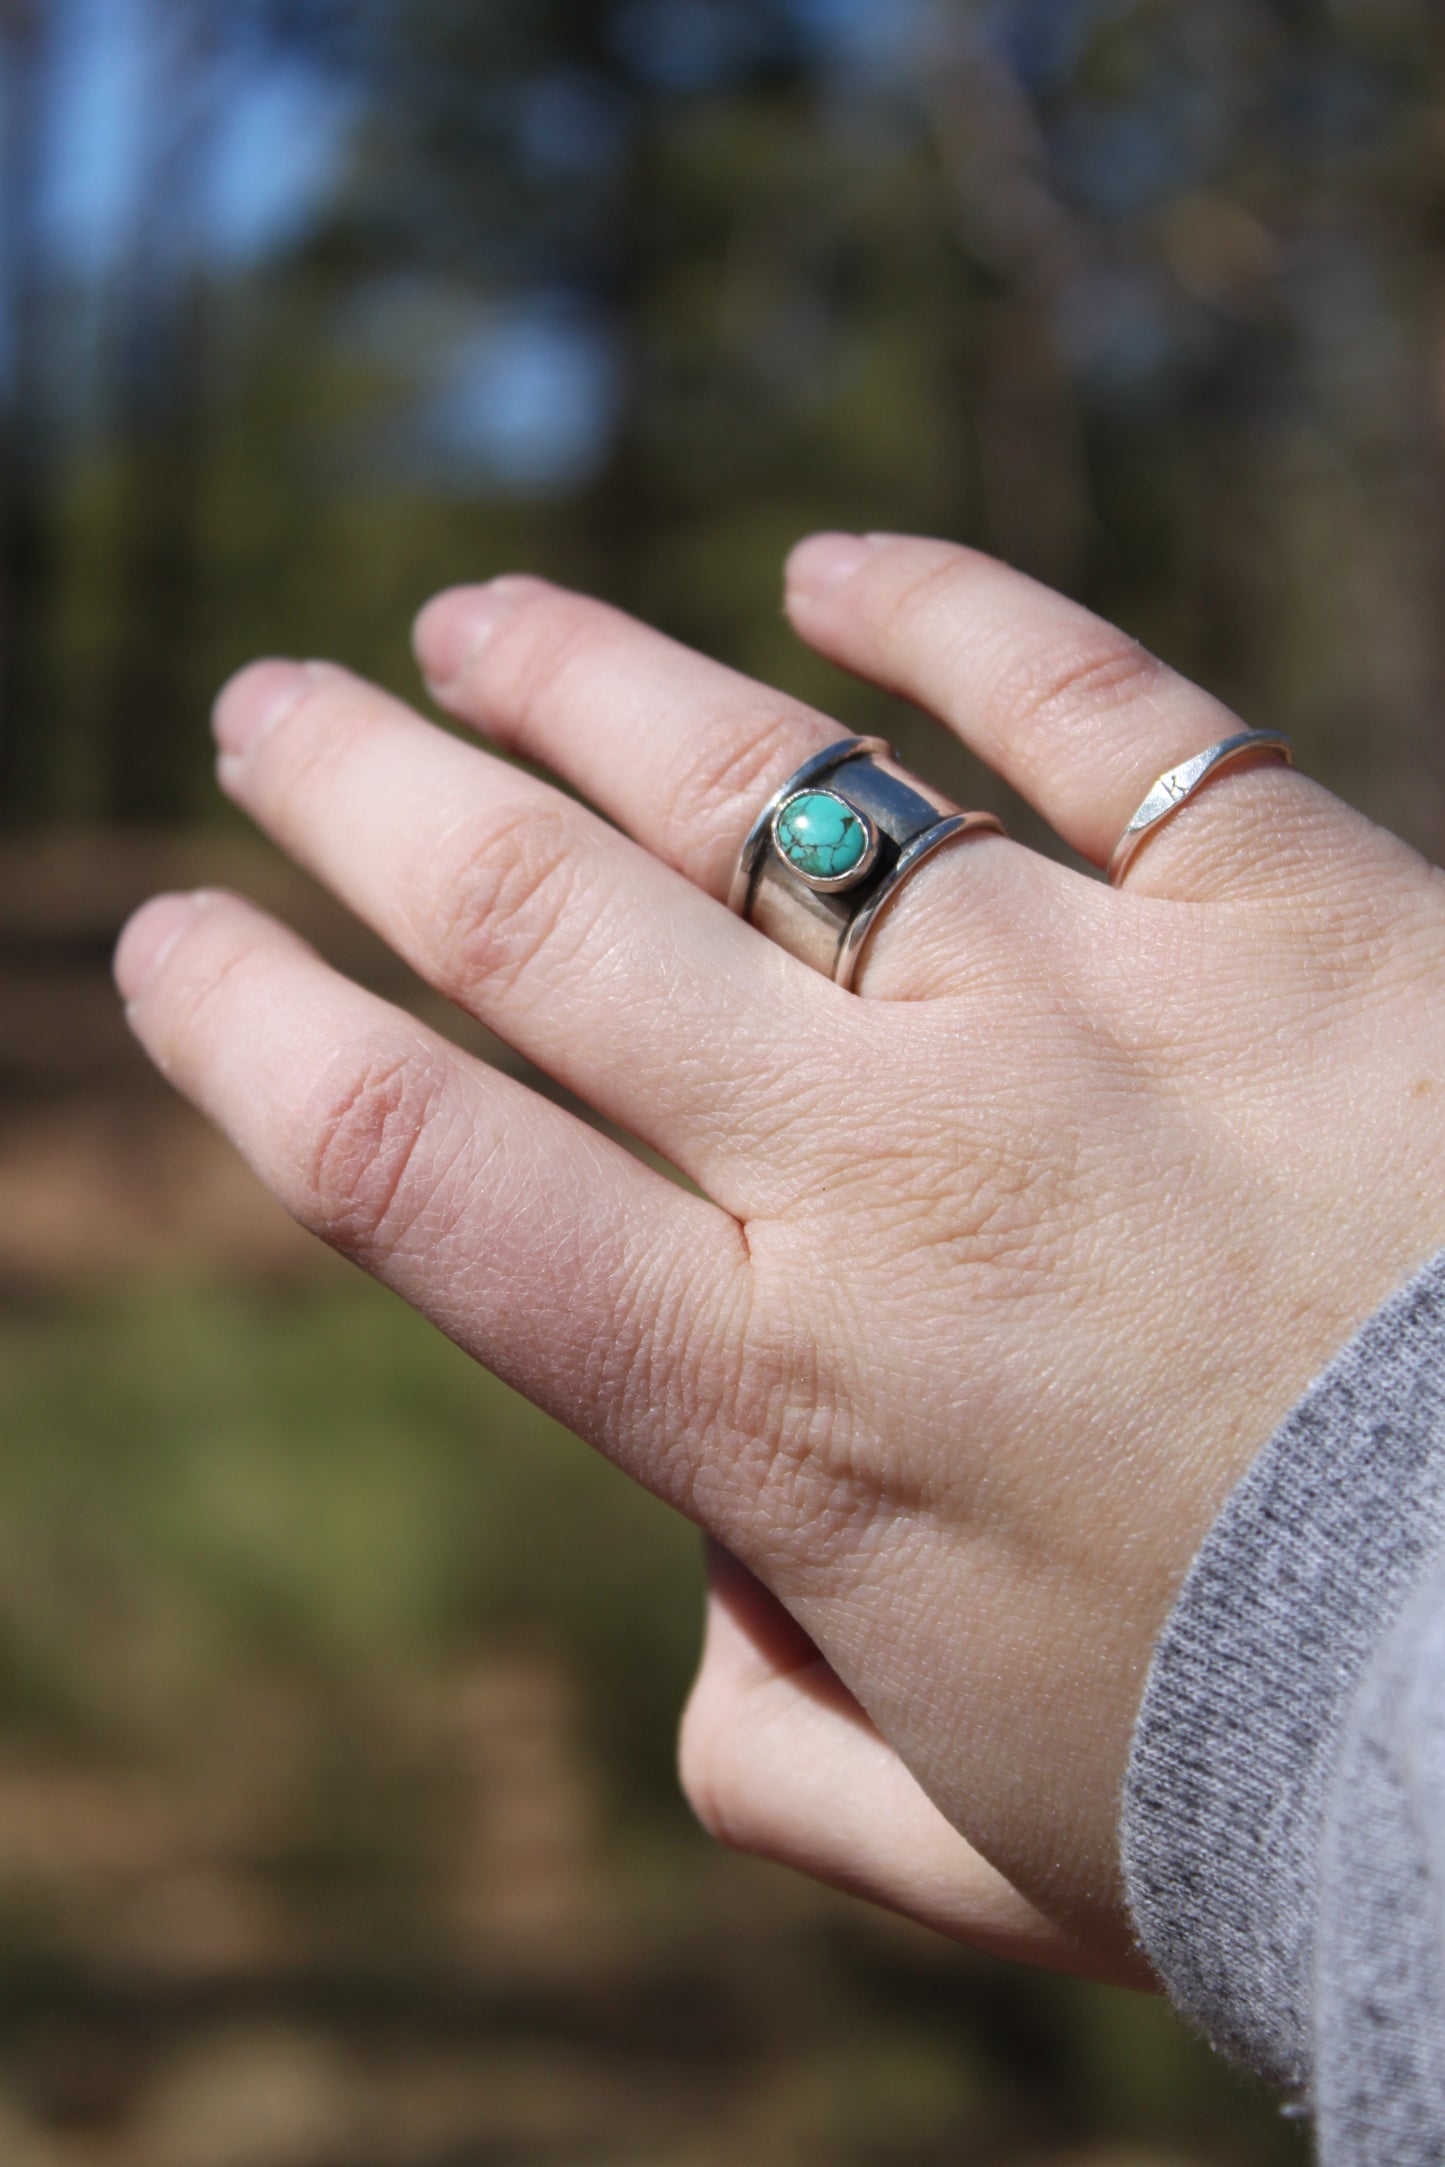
[212, 659, 313, 760]
[785, 533, 876, 599]
[114, 892, 200, 1003]
[413, 580, 520, 695]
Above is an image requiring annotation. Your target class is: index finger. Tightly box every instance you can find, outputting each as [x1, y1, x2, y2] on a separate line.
[116, 888, 751, 1512]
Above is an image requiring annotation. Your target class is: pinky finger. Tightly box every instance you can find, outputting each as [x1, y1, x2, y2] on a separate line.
[680, 1545, 1141, 1985]
[115, 890, 748, 1506]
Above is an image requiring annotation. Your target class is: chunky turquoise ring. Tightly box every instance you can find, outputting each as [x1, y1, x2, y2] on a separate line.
[729, 737, 1006, 990]
[773, 788, 881, 889]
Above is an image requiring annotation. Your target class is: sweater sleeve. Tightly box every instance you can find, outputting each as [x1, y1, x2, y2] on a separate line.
[1121, 1246, 1445, 2152]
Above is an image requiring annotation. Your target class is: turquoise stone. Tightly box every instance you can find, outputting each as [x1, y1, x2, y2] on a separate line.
[775, 791, 869, 883]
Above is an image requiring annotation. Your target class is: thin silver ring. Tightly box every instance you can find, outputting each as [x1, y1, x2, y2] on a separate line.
[832, 812, 1005, 988]
[730, 736, 1006, 990]
[1107, 729, 1294, 887]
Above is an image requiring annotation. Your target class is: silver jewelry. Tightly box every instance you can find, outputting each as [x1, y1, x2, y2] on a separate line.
[1107, 729, 1294, 887]
[729, 737, 1005, 990]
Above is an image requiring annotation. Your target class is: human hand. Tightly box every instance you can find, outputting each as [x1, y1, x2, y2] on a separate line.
[114, 534, 1445, 1979]
[685, 1539, 1108, 1976]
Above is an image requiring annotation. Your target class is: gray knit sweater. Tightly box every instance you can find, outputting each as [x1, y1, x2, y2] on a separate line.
[1123, 1248, 1445, 2158]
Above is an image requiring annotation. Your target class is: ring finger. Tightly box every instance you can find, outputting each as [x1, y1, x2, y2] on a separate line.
[783, 532, 1374, 900]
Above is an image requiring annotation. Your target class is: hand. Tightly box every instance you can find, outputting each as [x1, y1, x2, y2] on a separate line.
[115, 534, 1445, 1978]
[684, 1540, 1111, 1977]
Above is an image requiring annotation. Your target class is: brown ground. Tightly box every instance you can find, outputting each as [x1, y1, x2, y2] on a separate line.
[0, 829, 496, 1289]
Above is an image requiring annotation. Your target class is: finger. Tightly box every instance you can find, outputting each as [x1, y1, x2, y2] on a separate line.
[115, 890, 747, 1506]
[414, 576, 850, 904]
[679, 1547, 1138, 1984]
[411, 576, 1030, 979]
[784, 533, 1360, 897]
[212, 659, 840, 1211]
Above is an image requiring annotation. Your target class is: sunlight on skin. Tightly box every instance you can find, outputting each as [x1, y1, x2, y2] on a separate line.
[116, 532, 1445, 1975]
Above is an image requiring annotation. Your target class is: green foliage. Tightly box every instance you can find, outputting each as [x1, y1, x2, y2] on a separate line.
[8, 0, 1445, 851]
[0, 1274, 1306, 2158]
[0, 1273, 701, 1805]
[0, 1, 1435, 2147]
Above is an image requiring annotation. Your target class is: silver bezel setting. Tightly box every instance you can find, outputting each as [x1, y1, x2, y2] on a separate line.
[770, 789, 881, 894]
[727, 733, 1005, 991]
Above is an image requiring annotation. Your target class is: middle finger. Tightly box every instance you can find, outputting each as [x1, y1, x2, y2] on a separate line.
[412, 576, 1034, 940]
[414, 576, 847, 904]
[214, 660, 837, 1211]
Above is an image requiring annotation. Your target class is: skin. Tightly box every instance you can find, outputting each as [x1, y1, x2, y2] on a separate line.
[114, 532, 1445, 1985]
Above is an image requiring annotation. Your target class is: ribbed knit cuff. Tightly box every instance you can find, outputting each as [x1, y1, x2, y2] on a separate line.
[1121, 1248, 1445, 2094]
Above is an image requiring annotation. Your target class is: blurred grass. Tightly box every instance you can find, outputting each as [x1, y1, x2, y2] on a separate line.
[0, 1271, 701, 1813]
[0, 1270, 1307, 2162]
[0, 0, 1434, 2150]
[0, 783, 1315, 2158]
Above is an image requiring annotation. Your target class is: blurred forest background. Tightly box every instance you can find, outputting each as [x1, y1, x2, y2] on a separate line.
[2, 0, 1439, 2159]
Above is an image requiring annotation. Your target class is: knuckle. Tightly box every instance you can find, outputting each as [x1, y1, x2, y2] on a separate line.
[717, 1280, 894, 1568]
[995, 628, 1163, 759]
[139, 898, 273, 1067]
[424, 804, 586, 1002]
[155, 925, 255, 1043]
[873, 544, 985, 646]
[869, 545, 1167, 755]
[298, 1042, 451, 1264]
[249, 670, 369, 800]
[665, 704, 822, 866]
[472, 581, 618, 733]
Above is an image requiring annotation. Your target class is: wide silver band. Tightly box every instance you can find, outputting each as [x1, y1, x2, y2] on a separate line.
[1107, 728, 1295, 887]
[729, 737, 1005, 990]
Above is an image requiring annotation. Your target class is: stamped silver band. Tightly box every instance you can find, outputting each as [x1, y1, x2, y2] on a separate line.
[729, 736, 1005, 990]
[1107, 728, 1295, 888]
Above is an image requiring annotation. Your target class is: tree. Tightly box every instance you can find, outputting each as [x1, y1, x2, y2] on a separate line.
[0, 0, 58, 820]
